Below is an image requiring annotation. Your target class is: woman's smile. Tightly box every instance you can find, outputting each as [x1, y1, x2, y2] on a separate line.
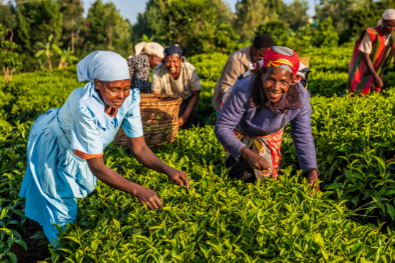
[261, 67, 292, 103]
[268, 91, 282, 99]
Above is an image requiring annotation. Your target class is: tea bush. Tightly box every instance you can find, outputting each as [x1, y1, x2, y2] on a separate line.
[3, 46, 395, 262]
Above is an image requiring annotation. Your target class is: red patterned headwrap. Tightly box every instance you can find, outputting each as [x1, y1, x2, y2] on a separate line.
[262, 46, 301, 83]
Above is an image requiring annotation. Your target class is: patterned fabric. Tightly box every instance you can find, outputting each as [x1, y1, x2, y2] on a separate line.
[347, 26, 395, 96]
[164, 44, 183, 58]
[224, 130, 284, 180]
[237, 60, 308, 85]
[221, 85, 234, 109]
[221, 85, 285, 180]
[263, 46, 300, 81]
[127, 55, 152, 93]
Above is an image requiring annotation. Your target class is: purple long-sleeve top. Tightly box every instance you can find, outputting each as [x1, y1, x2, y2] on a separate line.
[214, 75, 317, 173]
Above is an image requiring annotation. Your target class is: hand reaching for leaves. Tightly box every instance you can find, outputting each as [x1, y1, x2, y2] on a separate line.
[134, 185, 163, 209]
[307, 169, 320, 195]
[166, 168, 190, 189]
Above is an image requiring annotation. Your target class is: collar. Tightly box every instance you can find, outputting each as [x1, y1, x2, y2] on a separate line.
[79, 81, 106, 128]
[249, 74, 302, 114]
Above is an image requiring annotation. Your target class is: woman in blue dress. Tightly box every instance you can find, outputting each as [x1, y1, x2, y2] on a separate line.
[19, 51, 189, 243]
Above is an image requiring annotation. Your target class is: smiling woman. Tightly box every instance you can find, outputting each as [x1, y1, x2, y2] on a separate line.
[151, 45, 202, 130]
[215, 46, 319, 190]
[19, 51, 189, 243]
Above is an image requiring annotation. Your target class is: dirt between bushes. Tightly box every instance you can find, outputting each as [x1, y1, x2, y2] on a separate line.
[10, 220, 51, 263]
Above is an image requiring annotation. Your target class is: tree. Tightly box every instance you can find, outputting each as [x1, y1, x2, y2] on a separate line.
[0, 24, 21, 82]
[257, 20, 288, 46]
[35, 35, 55, 71]
[315, 0, 370, 33]
[311, 17, 339, 47]
[0, 1, 16, 30]
[81, 0, 132, 57]
[15, 0, 62, 71]
[58, 0, 84, 53]
[281, 0, 309, 31]
[52, 45, 78, 68]
[133, 0, 239, 56]
[234, 0, 283, 42]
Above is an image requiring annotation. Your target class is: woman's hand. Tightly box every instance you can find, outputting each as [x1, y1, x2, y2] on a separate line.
[374, 75, 384, 88]
[240, 147, 269, 171]
[178, 116, 185, 127]
[165, 167, 190, 189]
[87, 157, 163, 209]
[307, 169, 320, 193]
[134, 185, 163, 209]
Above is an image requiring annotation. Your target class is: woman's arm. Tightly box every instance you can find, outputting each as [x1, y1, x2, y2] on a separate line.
[87, 157, 163, 209]
[291, 89, 320, 191]
[361, 52, 383, 88]
[215, 85, 269, 171]
[127, 136, 189, 188]
[179, 90, 200, 127]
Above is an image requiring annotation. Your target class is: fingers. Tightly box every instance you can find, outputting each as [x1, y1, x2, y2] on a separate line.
[252, 158, 269, 170]
[144, 196, 162, 210]
[176, 173, 190, 189]
[182, 174, 190, 189]
[173, 176, 184, 187]
[137, 188, 162, 210]
[153, 196, 163, 209]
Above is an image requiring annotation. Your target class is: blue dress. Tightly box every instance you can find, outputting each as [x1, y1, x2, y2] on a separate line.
[19, 82, 143, 243]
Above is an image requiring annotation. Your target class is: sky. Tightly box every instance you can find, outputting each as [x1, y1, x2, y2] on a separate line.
[81, 0, 317, 24]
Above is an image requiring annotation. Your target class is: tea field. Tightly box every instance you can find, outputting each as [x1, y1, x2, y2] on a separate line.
[3, 45, 395, 262]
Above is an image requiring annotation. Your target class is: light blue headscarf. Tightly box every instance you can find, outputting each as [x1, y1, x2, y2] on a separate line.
[76, 51, 131, 127]
[77, 50, 130, 82]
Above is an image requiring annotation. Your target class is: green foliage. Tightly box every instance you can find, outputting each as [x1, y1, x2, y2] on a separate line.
[50, 166, 395, 262]
[52, 45, 78, 68]
[58, 0, 84, 53]
[315, 0, 368, 33]
[81, 0, 132, 57]
[35, 34, 55, 71]
[234, 0, 281, 42]
[0, 122, 31, 263]
[281, 0, 310, 31]
[257, 20, 288, 46]
[311, 17, 339, 48]
[0, 1, 16, 30]
[133, 0, 239, 56]
[15, 0, 62, 71]
[0, 24, 21, 82]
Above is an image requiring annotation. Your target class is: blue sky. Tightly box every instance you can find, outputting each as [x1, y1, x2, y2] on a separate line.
[82, 0, 317, 24]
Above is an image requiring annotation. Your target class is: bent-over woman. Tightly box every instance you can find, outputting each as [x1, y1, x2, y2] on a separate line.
[127, 42, 164, 93]
[152, 45, 202, 129]
[347, 9, 395, 95]
[215, 46, 319, 190]
[19, 51, 189, 243]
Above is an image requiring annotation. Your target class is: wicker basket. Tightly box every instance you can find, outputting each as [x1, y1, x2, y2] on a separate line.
[115, 94, 182, 149]
[299, 57, 310, 89]
[300, 57, 310, 68]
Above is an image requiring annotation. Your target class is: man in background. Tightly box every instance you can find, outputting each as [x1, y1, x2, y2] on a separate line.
[212, 34, 275, 113]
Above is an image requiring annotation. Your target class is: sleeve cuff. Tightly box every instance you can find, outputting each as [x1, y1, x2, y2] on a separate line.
[74, 150, 104, 160]
[302, 168, 320, 176]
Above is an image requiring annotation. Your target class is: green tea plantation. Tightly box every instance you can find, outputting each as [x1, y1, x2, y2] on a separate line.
[3, 45, 395, 262]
